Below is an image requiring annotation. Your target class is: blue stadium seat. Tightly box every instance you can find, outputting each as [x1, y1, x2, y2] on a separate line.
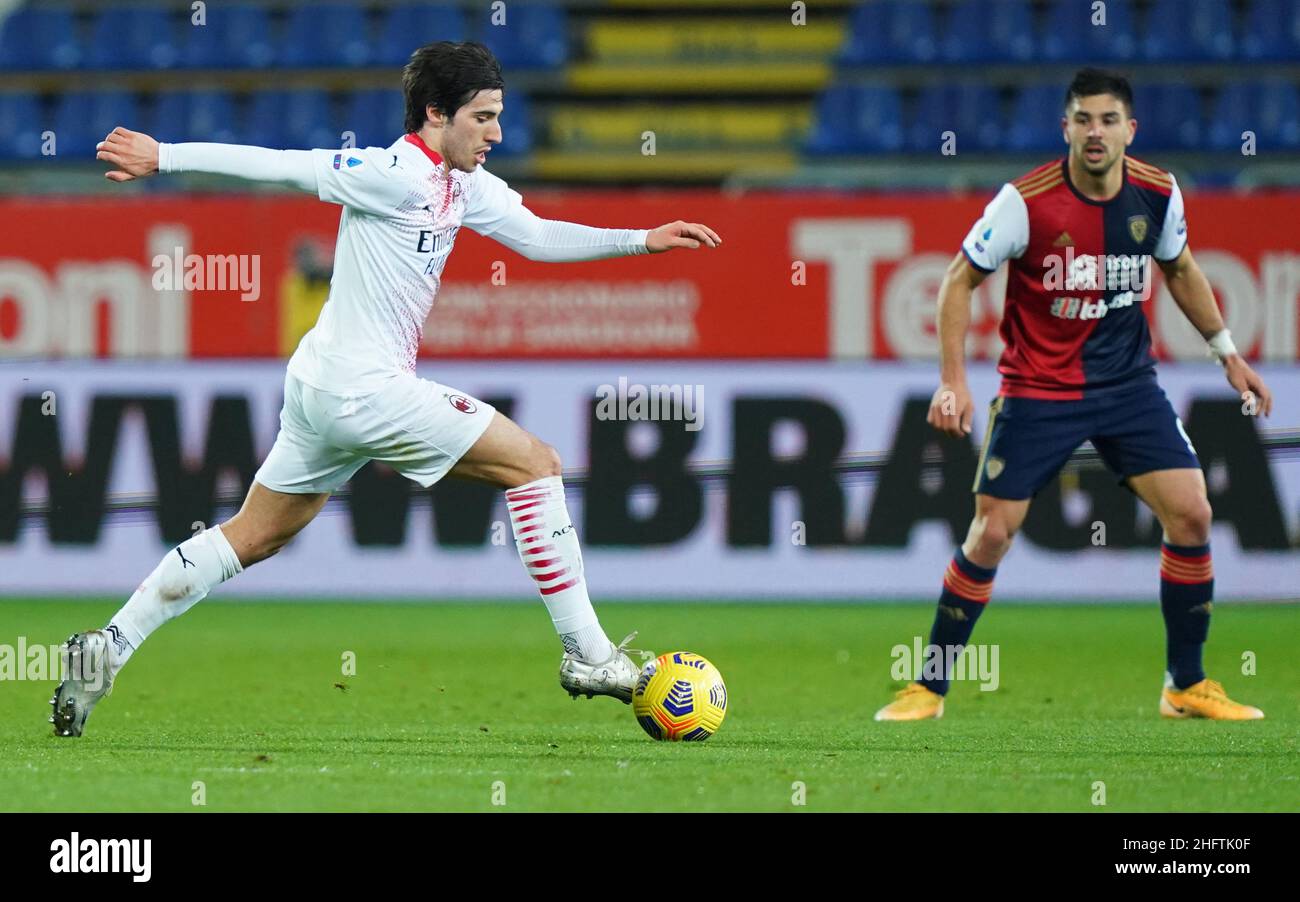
[493, 92, 533, 156]
[247, 92, 289, 147]
[182, 4, 276, 69]
[479, 5, 569, 70]
[375, 4, 467, 66]
[148, 92, 194, 143]
[341, 89, 405, 148]
[1206, 81, 1300, 152]
[1040, 0, 1137, 62]
[1137, 84, 1203, 149]
[1143, 0, 1234, 62]
[940, 0, 1036, 64]
[261, 90, 339, 149]
[53, 91, 142, 160]
[1006, 85, 1065, 153]
[1239, 0, 1300, 61]
[86, 8, 182, 70]
[0, 8, 81, 71]
[280, 4, 373, 68]
[839, 0, 938, 64]
[0, 94, 46, 159]
[1207, 83, 1256, 151]
[185, 90, 240, 145]
[805, 85, 904, 154]
[1254, 80, 1300, 149]
[906, 84, 1002, 153]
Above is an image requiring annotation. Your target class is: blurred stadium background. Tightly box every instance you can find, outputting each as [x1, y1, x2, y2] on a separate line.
[1, 0, 1297, 602]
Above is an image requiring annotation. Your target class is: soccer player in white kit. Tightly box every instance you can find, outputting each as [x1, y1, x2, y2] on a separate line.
[51, 42, 722, 737]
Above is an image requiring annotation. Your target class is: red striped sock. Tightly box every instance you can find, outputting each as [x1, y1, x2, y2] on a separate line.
[506, 476, 613, 662]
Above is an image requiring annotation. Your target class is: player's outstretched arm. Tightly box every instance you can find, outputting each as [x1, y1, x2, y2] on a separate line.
[477, 204, 721, 263]
[928, 252, 988, 437]
[97, 126, 319, 194]
[1158, 246, 1273, 417]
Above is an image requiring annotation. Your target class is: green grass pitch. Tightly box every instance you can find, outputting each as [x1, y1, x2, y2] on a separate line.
[1, 599, 1296, 812]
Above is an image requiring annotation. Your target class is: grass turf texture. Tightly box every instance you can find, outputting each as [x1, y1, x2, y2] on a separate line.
[1, 599, 1296, 812]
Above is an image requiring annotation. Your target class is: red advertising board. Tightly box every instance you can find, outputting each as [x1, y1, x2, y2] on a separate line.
[1, 190, 1297, 360]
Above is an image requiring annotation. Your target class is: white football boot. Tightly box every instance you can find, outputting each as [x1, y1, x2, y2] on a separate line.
[50, 630, 116, 737]
[559, 631, 653, 704]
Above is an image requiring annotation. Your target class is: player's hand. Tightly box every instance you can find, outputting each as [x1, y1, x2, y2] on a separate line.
[646, 221, 721, 253]
[1223, 355, 1273, 417]
[96, 127, 160, 182]
[928, 381, 974, 437]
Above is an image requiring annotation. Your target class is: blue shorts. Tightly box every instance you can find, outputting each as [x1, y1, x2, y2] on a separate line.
[973, 378, 1200, 500]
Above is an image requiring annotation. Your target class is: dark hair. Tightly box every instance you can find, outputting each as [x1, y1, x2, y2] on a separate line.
[1064, 67, 1134, 117]
[402, 41, 504, 134]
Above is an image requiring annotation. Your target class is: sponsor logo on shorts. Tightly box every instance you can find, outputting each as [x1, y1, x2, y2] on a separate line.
[448, 394, 477, 414]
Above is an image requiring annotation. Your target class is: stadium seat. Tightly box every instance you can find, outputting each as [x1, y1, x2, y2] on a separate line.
[279, 4, 373, 69]
[493, 92, 533, 157]
[1005, 85, 1065, 153]
[1239, 0, 1300, 61]
[1254, 80, 1300, 149]
[940, 0, 1036, 64]
[906, 84, 1002, 153]
[1205, 81, 1300, 152]
[262, 90, 339, 149]
[85, 7, 182, 70]
[1206, 83, 1257, 151]
[185, 90, 241, 145]
[181, 3, 276, 69]
[479, 5, 569, 70]
[147, 92, 195, 144]
[341, 89, 405, 148]
[1136, 84, 1203, 150]
[375, 4, 466, 66]
[1142, 0, 1234, 62]
[839, 0, 938, 64]
[0, 94, 46, 159]
[805, 85, 904, 155]
[52, 91, 142, 160]
[1040, 0, 1137, 62]
[0, 8, 81, 71]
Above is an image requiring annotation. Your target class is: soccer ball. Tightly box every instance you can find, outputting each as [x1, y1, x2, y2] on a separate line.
[632, 652, 727, 741]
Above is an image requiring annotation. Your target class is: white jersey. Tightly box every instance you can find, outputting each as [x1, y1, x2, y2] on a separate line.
[291, 135, 519, 394]
[158, 134, 650, 395]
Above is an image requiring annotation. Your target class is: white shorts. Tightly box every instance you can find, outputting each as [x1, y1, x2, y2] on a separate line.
[255, 371, 496, 494]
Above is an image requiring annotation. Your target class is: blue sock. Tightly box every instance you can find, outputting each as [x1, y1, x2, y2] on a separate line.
[1160, 542, 1213, 690]
[917, 549, 995, 696]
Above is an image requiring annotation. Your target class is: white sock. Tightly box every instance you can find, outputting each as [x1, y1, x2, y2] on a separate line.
[105, 525, 243, 675]
[506, 476, 615, 663]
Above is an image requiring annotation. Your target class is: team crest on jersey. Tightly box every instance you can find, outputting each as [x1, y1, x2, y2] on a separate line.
[985, 456, 1005, 480]
[1128, 215, 1149, 244]
[448, 394, 477, 414]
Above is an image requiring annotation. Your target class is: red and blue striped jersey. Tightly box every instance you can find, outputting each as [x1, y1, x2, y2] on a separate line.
[961, 156, 1187, 399]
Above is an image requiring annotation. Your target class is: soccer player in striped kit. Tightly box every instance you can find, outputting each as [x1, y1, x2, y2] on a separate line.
[51, 42, 721, 737]
[876, 69, 1273, 722]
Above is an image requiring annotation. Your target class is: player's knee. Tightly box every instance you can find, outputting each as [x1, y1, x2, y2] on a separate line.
[242, 531, 292, 567]
[525, 438, 563, 482]
[1167, 498, 1213, 544]
[969, 515, 1016, 562]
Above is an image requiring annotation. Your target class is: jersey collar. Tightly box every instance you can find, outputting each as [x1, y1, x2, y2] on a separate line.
[403, 133, 444, 167]
[1061, 156, 1126, 207]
